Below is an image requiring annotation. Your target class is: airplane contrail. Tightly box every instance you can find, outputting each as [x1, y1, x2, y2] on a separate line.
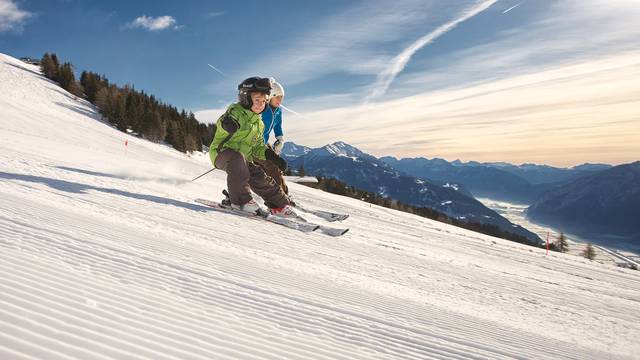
[502, 2, 522, 14]
[280, 105, 306, 118]
[368, 0, 499, 100]
[207, 63, 225, 76]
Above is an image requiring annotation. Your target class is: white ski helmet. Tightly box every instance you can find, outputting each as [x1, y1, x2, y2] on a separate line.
[269, 77, 285, 98]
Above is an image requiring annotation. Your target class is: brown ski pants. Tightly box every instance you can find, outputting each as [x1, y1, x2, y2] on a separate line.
[214, 149, 289, 208]
[254, 158, 289, 195]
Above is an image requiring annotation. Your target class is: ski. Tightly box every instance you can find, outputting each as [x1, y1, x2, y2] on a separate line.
[293, 204, 349, 222]
[195, 198, 319, 233]
[216, 190, 349, 237]
[221, 189, 348, 223]
[281, 203, 349, 236]
[318, 225, 349, 237]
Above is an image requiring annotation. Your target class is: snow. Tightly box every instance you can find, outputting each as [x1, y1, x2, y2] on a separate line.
[443, 182, 459, 191]
[1, 53, 640, 359]
[283, 176, 318, 184]
[322, 141, 363, 159]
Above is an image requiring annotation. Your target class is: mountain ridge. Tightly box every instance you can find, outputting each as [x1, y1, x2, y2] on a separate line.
[527, 161, 640, 249]
[283, 141, 540, 242]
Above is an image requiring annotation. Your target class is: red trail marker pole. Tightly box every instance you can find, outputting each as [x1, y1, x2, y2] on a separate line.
[546, 232, 550, 256]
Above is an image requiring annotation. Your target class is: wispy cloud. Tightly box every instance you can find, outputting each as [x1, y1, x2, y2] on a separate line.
[0, 0, 33, 33]
[198, 0, 640, 166]
[287, 52, 640, 166]
[502, 2, 522, 14]
[240, 0, 441, 86]
[125, 15, 180, 31]
[368, 0, 498, 100]
[206, 11, 225, 18]
[389, 0, 640, 97]
[201, 1, 447, 104]
[283, 0, 640, 167]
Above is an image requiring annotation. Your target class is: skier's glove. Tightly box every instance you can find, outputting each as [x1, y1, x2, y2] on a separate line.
[220, 114, 240, 134]
[273, 136, 284, 155]
[265, 147, 287, 172]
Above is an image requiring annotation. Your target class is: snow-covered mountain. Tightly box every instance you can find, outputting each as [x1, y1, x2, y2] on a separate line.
[285, 142, 540, 242]
[2, 52, 640, 359]
[281, 141, 311, 160]
[381, 156, 550, 204]
[308, 141, 372, 160]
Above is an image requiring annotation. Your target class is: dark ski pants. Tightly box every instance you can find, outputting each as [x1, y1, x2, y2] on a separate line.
[254, 158, 289, 195]
[215, 149, 289, 208]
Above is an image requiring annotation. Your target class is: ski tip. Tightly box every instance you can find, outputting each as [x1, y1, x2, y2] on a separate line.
[340, 229, 349, 235]
[195, 198, 216, 206]
[313, 225, 321, 231]
[334, 215, 349, 222]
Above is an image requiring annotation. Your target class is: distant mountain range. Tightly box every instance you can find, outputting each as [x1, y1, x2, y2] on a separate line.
[380, 157, 610, 204]
[491, 162, 611, 184]
[527, 162, 640, 248]
[282, 141, 640, 249]
[282, 142, 540, 243]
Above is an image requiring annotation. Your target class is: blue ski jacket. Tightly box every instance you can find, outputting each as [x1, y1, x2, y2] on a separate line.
[262, 105, 283, 144]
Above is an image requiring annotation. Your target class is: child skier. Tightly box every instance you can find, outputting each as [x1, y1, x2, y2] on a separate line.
[256, 78, 289, 195]
[209, 77, 295, 217]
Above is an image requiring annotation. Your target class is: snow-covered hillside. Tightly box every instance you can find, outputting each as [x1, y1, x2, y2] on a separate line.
[1, 53, 639, 359]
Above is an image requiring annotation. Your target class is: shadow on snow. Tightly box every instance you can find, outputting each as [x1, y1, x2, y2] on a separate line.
[0, 171, 207, 213]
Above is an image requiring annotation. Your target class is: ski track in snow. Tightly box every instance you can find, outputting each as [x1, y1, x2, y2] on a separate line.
[1, 53, 640, 359]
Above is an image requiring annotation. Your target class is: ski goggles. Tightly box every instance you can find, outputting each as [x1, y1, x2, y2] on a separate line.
[238, 77, 272, 94]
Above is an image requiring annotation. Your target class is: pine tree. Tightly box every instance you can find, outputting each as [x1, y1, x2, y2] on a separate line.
[40, 53, 56, 79]
[165, 120, 186, 152]
[555, 232, 569, 253]
[114, 92, 128, 131]
[582, 243, 596, 260]
[50, 54, 60, 82]
[124, 90, 141, 132]
[55, 63, 83, 97]
[57, 63, 73, 89]
[39, 52, 225, 154]
[141, 110, 163, 142]
[184, 112, 203, 152]
[199, 123, 216, 149]
[95, 85, 118, 123]
[80, 71, 107, 103]
[298, 164, 306, 177]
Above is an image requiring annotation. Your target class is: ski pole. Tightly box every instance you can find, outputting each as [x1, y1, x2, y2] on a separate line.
[191, 168, 215, 182]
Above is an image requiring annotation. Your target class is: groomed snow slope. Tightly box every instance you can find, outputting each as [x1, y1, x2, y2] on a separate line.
[1, 53, 639, 360]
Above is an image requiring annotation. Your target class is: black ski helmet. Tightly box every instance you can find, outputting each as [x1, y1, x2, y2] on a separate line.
[238, 77, 272, 109]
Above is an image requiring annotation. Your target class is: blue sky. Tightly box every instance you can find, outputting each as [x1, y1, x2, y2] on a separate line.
[2, 0, 380, 110]
[2, 0, 640, 166]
